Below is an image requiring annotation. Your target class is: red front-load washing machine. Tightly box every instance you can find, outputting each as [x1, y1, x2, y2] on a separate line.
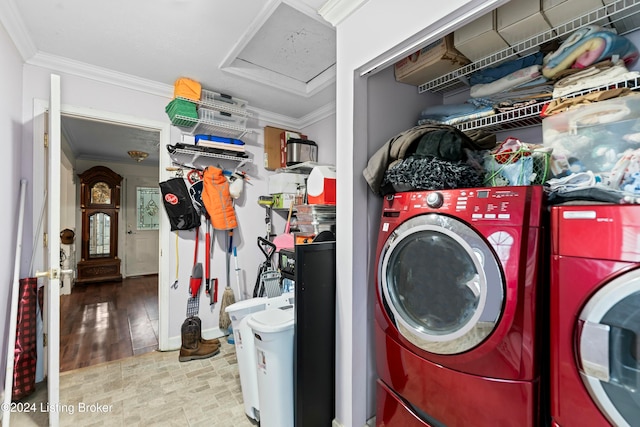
[550, 204, 640, 427]
[375, 186, 546, 427]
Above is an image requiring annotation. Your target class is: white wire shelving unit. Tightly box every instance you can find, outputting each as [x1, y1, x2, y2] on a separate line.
[167, 144, 252, 171]
[455, 76, 640, 132]
[167, 86, 255, 168]
[171, 89, 254, 138]
[414, 0, 640, 133]
[177, 89, 253, 117]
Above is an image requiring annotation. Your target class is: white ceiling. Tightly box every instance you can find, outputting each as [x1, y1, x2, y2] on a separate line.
[2, 0, 338, 163]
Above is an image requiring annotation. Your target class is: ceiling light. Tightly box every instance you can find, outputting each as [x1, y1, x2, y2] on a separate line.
[128, 150, 149, 162]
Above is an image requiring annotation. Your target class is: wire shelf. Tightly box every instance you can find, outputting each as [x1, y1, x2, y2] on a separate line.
[173, 114, 252, 138]
[177, 89, 253, 117]
[167, 145, 252, 171]
[453, 76, 640, 132]
[418, 0, 640, 94]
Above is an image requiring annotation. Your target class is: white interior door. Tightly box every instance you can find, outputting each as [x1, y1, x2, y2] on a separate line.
[42, 74, 62, 427]
[124, 176, 160, 277]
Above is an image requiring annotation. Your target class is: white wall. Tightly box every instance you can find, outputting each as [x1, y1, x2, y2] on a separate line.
[332, 1, 503, 425]
[0, 19, 25, 402]
[302, 113, 337, 165]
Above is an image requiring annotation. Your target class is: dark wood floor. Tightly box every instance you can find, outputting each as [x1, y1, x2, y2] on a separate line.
[59, 275, 159, 372]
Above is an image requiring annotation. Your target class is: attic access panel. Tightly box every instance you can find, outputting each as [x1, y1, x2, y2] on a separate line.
[228, 1, 336, 92]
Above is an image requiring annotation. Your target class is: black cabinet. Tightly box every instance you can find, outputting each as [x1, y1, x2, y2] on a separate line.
[283, 241, 336, 427]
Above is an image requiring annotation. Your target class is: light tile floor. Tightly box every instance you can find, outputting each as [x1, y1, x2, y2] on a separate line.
[9, 342, 256, 427]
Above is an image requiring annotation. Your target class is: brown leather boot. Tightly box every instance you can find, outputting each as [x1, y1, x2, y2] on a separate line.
[191, 316, 221, 346]
[179, 317, 220, 362]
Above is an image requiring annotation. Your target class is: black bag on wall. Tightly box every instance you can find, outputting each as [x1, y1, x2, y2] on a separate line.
[159, 178, 201, 231]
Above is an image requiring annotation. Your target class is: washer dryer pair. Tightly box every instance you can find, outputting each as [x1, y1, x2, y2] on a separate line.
[550, 204, 640, 427]
[375, 186, 547, 426]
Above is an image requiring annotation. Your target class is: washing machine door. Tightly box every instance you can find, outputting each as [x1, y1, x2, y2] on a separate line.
[578, 268, 640, 427]
[378, 213, 504, 355]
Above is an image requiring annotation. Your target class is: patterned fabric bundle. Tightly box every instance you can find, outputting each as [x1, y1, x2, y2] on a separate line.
[381, 156, 484, 195]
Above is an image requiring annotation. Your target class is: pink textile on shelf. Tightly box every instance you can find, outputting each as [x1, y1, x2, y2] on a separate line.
[573, 39, 606, 69]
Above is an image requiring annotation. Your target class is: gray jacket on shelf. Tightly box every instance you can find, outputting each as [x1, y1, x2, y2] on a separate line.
[363, 124, 496, 195]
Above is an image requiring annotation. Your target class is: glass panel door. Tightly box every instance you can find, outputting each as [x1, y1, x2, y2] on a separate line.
[579, 268, 640, 427]
[379, 213, 504, 355]
[88, 212, 111, 257]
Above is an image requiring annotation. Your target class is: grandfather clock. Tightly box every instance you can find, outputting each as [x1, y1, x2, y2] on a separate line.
[76, 166, 123, 284]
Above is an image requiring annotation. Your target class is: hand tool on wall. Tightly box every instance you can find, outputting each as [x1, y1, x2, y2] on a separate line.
[219, 230, 235, 330]
[171, 232, 179, 289]
[204, 216, 212, 301]
[253, 237, 277, 297]
[257, 195, 274, 239]
[233, 246, 242, 301]
[187, 226, 202, 317]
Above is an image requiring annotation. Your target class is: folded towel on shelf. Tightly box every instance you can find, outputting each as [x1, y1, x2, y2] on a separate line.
[469, 52, 544, 86]
[542, 31, 639, 79]
[174, 77, 202, 101]
[543, 25, 613, 65]
[470, 65, 542, 98]
[552, 60, 640, 98]
[418, 103, 495, 126]
[542, 87, 633, 117]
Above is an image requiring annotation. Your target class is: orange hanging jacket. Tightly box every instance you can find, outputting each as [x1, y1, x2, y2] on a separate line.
[202, 166, 237, 230]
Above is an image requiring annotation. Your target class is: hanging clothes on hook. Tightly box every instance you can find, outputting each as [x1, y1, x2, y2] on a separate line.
[202, 166, 237, 230]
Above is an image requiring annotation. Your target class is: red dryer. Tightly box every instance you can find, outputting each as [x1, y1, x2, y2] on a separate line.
[375, 186, 546, 427]
[550, 204, 640, 427]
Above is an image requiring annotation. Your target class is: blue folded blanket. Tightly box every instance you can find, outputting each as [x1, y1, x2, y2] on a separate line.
[419, 102, 494, 123]
[469, 52, 543, 86]
[543, 30, 639, 79]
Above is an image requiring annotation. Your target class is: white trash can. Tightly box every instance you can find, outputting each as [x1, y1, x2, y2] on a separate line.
[268, 290, 295, 308]
[247, 307, 295, 427]
[225, 297, 269, 422]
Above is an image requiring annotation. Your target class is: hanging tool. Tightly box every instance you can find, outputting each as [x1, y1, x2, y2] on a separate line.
[253, 236, 277, 297]
[204, 215, 212, 300]
[212, 277, 219, 306]
[189, 226, 203, 299]
[219, 230, 235, 330]
[171, 232, 179, 289]
[233, 246, 242, 301]
[258, 195, 275, 239]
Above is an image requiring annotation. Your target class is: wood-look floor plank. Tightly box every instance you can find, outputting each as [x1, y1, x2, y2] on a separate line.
[59, 275, 158, 372]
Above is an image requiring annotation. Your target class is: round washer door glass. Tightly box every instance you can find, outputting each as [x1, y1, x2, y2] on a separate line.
[578, 268, 640, 427]
[379, 213, 504, 355]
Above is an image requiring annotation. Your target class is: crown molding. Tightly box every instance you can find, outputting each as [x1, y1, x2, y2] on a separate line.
[251, 101, 335, 130]
[26, 51, 334, 130]
[27, 52, 173, 98]
[0, 0, 37, 60]
[318, 0, 369, 27]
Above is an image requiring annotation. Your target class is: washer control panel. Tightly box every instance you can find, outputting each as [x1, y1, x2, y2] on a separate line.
[381, 187, 542, 225]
